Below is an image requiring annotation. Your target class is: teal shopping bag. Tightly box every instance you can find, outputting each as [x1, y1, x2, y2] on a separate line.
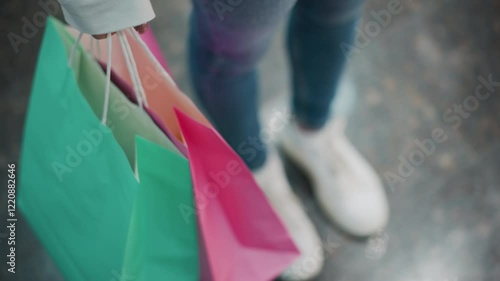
[19, 17, 199, 281]
[121, 136, 199, 281]
[18, 17, 137, 281]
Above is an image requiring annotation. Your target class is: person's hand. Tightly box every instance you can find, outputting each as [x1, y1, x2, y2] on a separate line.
[92, 23, 149, 39]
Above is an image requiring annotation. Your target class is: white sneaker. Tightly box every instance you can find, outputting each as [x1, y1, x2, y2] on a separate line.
[279, 118, 389, 237]
[253, 151, 324, 281]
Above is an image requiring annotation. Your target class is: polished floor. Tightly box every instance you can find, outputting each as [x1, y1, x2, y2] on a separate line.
[1, 0, 499, 280]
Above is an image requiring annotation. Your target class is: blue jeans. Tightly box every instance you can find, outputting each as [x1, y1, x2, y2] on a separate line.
[189, 0, 364, 170]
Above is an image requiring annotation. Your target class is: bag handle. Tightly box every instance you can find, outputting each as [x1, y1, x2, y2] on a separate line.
[127, 29, 177, 87]
[117, 31, 148, 108]
[67, 30, 148, 125]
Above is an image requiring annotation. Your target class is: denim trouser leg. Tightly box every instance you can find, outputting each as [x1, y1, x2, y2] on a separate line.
[189, 0, 365, 170]
[288, 0, 364, 129]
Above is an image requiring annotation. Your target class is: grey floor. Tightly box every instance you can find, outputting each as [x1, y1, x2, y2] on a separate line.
[1, 0, 500, 280]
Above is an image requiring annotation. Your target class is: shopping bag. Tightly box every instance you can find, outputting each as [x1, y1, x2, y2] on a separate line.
[101, 28, 300, 280]
[124, 30, 212, 143]
[175, 109, 300, 281]
[97, 61, 188, 156]
[70, 23, 300, 280]
[58, 19, 200, 280]
[121, 136, 199, 280]
[68, 28, 211, 142]
[19, 17, 199, 281]
[18, 17, 138, 281]
[56, 23, 180, 166]
[120, 31, 300, 280]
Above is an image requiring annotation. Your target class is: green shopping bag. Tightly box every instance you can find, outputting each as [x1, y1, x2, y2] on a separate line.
[122, 136, 199, 280]
[19, 17, 199, 281]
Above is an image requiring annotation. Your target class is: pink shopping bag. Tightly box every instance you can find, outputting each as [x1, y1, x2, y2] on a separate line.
[175, 109, 299, 281]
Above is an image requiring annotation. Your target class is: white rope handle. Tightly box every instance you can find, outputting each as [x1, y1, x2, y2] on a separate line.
[68, 32, 113, 125]
[117, 32, 142, 108]
[122, 31, 148, 106]
[68, 30, 151, 125]
[127, 29, 177, 87]
[68, 32, 83, 67]
[117, 31, 148, 108]
[102, 34, 113, 125]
